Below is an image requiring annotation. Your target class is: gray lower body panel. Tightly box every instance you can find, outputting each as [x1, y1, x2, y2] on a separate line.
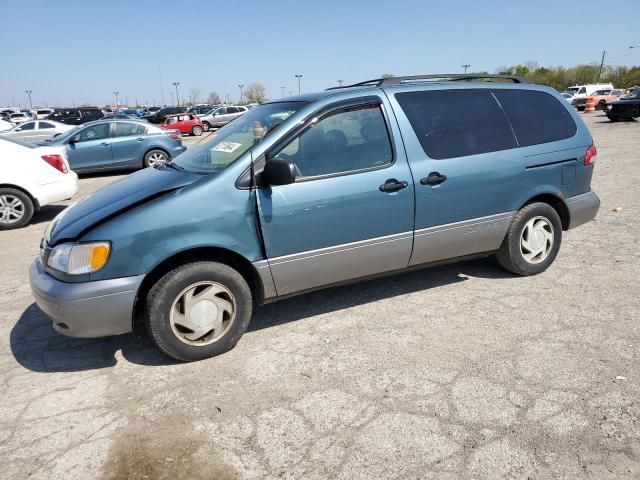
[266, 232, 413, 296]
[566, 191, 600, 229]
[410, 212, 514, 266]
[29, 259, 144, 338]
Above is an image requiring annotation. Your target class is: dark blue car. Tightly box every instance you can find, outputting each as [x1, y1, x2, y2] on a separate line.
[42, 119, 186, 172]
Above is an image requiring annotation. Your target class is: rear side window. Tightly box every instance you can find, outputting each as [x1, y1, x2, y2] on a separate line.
[395, 89, 517, 159]
[493, 90, 577, 147]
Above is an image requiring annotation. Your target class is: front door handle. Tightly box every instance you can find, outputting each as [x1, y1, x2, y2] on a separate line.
[379, 179, 408, 193]
[420, 172, 447, 186]
[136, 137, 145, 142]
[100, 142, 110, 146]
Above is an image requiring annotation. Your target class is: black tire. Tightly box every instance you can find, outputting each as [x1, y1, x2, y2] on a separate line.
[202, 122, 210, 132]
[597, 100, 606, 110]
[143, 149, 168, 168]
[495, 202, 562, 276]
[0, 188, 34, 230]
[191, 125, 203, 136]
[145, 261, 253, 362]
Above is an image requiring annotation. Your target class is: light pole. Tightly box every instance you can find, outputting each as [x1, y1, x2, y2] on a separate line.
[113, 91, 120, 110]
[337, 80, 343, 86]
[280, 86, 286, 97]
[172, 82, 181, 106]
[25, 90, 33, 110]
[630, 45, 640, 49]
[295, 74, 303, 94]
[170, 91, 174, 106]
[225, 94, 230, 104]
[238, 84, 244, 104]
[461, 64, 471, 74]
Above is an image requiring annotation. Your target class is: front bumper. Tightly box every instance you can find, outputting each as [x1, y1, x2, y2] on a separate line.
[29, 258, 144, 338]
[566, 191, 600, 230]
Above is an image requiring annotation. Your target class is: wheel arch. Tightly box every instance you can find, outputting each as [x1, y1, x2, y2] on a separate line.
[0, 183, 39, 210]
[133, 246, 265, 328]
[519, 193, 570, 230]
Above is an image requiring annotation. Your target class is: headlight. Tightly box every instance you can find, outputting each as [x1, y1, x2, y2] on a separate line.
[47, 242, 111, 275]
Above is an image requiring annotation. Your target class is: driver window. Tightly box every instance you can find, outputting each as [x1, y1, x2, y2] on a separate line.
[272, 104, 393, 179]
[72, 123, 110, 142]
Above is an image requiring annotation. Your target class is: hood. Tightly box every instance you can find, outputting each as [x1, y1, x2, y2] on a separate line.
[47, 166, 203, 244]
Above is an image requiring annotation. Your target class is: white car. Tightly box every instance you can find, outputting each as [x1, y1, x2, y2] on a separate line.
[560, 92, 574, 103]
[34, 109, 54, 120]
[9, 112, 30, 124]
[0, 137, 78, 230]
[1, 120, 76, 143]
[0, 119, 13, 131]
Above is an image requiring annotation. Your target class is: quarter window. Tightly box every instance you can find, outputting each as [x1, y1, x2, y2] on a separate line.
[272, 103, 393, 178]
[395, 89, 517, 159]
[493, 90, 577, 147]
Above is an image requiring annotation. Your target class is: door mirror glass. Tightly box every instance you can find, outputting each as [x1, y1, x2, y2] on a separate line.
[263, 158, 296, 186]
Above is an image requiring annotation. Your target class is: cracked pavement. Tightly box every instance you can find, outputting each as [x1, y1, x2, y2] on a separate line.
[0, 114, 639, 479]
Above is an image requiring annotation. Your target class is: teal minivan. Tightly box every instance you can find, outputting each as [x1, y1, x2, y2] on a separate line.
[30, 75, 600, 361]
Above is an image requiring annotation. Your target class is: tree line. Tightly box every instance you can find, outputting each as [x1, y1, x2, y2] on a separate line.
[493, 62, 640, 91]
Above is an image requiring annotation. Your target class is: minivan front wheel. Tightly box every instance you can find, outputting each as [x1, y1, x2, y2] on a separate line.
[496, 202, 562, 276]
[145, 262, 253, 361]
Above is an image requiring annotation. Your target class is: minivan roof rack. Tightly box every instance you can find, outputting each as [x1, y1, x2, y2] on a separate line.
[326, 74, 532, 90]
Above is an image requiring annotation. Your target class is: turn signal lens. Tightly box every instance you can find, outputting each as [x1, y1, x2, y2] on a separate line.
[90, 245, 110, 269]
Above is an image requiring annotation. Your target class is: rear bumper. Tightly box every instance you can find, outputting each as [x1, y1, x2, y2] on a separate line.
[171, 145, 187, 157]
[566, 191, 600, 230]
[34, 172, 79, 207]
[29, 258, 144, 338]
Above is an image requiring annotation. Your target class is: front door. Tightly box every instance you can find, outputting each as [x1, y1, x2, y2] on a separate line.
[389, 88, 525, 266]
[66, 122, 113, 171]
[257, 97, 415, 296]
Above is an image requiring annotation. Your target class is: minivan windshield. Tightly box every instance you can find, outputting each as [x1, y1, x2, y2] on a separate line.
[172, 101, 308, 173]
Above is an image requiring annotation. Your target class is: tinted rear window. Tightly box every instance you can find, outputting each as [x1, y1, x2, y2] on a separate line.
[395, 89, 517, 159]
[493, 90, 577, 147]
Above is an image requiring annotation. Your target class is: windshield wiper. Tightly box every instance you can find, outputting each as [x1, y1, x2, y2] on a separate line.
[160, 161, 185, 171]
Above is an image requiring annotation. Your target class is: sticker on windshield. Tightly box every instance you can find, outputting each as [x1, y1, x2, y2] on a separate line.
[212, 142, 242, 153]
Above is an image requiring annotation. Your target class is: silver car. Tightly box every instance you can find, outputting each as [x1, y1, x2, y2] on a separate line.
[0, 119, 76, 143]
[198, 105, 248, 131]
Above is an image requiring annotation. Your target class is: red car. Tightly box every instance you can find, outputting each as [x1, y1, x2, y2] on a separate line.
[161, 113, 205, 136]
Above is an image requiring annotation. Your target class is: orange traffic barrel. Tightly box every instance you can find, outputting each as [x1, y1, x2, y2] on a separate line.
[584, 96, 595, 113]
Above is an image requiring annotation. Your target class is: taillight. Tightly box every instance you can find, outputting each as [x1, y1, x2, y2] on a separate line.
[584, 145, 597, 166]
[42, 154, 68, 173]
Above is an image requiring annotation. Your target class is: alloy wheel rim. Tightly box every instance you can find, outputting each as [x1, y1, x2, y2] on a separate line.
[520, 216, 554, 264]
[169, 281, 236, 346]
[148, 152, 167, 166]
[0, 195, 25, 224]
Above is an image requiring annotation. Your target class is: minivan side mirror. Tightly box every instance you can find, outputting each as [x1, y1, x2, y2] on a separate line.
[263, 157, 296, 186]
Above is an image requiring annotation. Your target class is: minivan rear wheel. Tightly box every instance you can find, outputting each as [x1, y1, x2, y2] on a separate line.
[202, 122, 210, 132]
[145, 261, 253, 362]
[496, 202, 562, 276]
[0, 188, 34, 230]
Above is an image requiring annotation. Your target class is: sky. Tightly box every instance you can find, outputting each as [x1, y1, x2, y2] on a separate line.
[1, 0, 639, 108]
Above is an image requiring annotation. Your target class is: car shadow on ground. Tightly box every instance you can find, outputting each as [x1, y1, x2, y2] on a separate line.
[11, 257, 513, 373]
[30, 204, 68, 225]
